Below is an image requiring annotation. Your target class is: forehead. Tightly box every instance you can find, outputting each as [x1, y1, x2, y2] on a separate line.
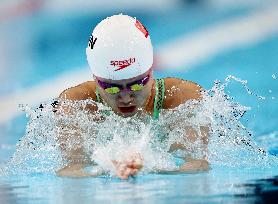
[95, 70, 151, 85]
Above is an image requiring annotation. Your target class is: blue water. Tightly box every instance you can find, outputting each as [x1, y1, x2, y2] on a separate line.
[1, 1, 278, 203]
[0, 168, 278, 204]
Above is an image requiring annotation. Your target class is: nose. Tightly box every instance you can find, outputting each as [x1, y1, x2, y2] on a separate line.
[118, 91, 134, 105]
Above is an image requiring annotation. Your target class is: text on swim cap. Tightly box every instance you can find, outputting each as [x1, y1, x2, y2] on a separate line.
[88, 34, 97, 49]
[110, 58, 136, 71]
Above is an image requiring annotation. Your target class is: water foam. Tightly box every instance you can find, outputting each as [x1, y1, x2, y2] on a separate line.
[1, 76, 277, 176]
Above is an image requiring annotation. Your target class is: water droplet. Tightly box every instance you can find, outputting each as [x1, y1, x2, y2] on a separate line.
[272, 74, 276, 79]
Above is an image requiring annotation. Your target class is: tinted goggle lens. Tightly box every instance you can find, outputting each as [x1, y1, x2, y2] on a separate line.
[98, 75, 149, 94]
[130, 84, 144, 91]
[105, 87, 121, 94]
[104, 83, 145, 94]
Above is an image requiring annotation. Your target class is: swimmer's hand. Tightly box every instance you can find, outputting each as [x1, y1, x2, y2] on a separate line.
[56, 164, 104, 178]
[112, 153, 143, 180]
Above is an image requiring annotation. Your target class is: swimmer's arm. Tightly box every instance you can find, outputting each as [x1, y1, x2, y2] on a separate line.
[56, 164, 106, 178]
[54, 104, 91, 175]
[152, 158, 209, 174]
[56, 132, 97, 177]
[55, 87, 98, 177]
[178, 126, 210, 173]
[153, 155, 209, 174]
[55, 127, 103, 178]
[156, 126, 210, 174]
[163, 80, 209, 173]
[176, 158, 210, 173]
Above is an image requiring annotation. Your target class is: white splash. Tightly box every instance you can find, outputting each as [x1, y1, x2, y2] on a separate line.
[1, 76, 277, 176]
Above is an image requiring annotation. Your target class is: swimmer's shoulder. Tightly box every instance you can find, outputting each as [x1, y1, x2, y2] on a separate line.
[59, 81, 97, 101]
[162, 77, 203, 109]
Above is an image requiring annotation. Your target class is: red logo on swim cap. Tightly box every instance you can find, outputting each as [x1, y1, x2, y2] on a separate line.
[135, 20, 149, 38]
[110, 58, 136, 71]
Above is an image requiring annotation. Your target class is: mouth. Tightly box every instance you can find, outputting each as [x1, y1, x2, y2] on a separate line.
[118, 106, 137, 113]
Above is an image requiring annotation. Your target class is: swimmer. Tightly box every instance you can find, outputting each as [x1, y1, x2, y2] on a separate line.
[56, 14, 209, 179]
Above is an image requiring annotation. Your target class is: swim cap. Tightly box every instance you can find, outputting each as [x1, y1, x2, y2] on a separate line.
[86, 14, 153, 80]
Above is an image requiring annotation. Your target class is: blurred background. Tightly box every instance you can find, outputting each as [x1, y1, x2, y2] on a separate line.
[0, 0, 278, 162]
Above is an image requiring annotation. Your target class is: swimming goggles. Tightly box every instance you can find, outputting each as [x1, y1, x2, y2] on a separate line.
[97, 74, 150, 94]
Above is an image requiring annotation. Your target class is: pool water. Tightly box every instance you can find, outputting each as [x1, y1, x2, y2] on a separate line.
[0, 168, 278, 204]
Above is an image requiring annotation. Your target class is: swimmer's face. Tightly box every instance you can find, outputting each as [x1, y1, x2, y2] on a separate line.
[95, 70, 154, 117]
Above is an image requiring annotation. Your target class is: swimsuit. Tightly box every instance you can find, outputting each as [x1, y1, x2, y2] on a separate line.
[95, 79, 165, 119]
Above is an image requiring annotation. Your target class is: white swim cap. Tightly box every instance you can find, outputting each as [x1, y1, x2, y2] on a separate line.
[86, 14, 153, 80]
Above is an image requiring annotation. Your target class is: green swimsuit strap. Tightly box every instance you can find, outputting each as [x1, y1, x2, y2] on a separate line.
[95, 87, 103, 104]
[95, 87, 112, 116]
[153, 79, 165, 120]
